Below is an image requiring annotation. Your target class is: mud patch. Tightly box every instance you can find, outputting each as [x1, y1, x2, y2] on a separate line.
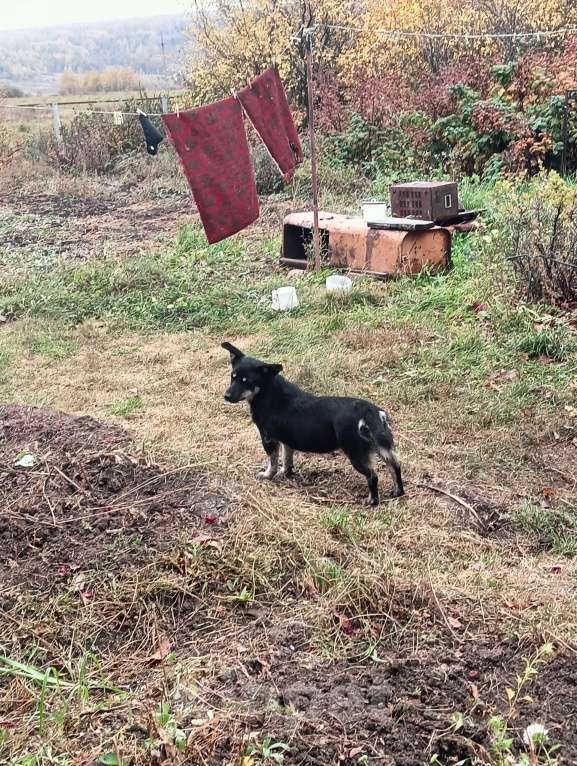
[0, 190, 196, 275]
[192, 629, 577, 765]
[1, 406, 575, 766]
[0, 404, 228, 587]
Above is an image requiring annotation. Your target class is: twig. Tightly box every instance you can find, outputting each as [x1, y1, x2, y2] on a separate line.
[20, 513, 65, 529]
[58, 481, 206, 524]
[506, 255, 577, 270]
[0, 463, 19, 476]
[42, 476, 58, 526]
[427, 562, 461, 642]
[544, 631, 577, 655]
[51, 464, 86, 495]
[546, 465, 576, 486]
[417, 483, 483, 527]
[108, 461, 214, 506]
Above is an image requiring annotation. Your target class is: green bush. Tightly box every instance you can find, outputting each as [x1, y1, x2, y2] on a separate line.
[26, 95, 166, 173]
[485, 173, 577, 306]
[326, 112, 433, 179]
[252, 143, 284, 195]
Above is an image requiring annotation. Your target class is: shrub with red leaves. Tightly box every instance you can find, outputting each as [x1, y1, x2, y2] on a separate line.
[314, 37, 577, 178]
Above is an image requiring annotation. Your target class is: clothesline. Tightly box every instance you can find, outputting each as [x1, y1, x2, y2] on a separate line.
[0, 103, 165, 116]
[304, 23, 577, 40]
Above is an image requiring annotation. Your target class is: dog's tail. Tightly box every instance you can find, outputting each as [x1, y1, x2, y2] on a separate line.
[358, 408, 404, 496]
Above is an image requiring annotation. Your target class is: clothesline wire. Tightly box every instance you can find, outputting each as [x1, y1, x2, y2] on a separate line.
[1, 22, 576, 117]
[0, 103, 165, 116]
[304, 23, 577, 40]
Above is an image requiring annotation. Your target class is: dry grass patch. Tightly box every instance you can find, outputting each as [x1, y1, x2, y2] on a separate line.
[2, 321, 577, 645]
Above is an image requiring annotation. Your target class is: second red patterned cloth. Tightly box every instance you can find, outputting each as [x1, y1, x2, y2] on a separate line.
[237, 67, 304, 182]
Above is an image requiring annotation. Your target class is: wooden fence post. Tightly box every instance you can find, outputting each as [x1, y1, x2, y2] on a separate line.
[51, 103, 64, 151]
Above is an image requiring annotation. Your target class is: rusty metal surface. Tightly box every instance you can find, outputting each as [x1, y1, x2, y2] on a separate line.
[281, 211, 451, 276]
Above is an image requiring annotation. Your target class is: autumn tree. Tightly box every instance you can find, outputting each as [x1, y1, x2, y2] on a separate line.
[187, 0, 356, 110]
[341, 0, 577, 81]
[474, 0, 577, 59]
[59, 70, 78, 95]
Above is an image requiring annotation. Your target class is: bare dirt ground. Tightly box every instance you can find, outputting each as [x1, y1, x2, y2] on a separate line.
[0, 188, 195, 267]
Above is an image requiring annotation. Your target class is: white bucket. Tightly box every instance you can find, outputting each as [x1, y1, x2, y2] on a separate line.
[272, 286, 299, 311]
[326, 274, 352, 293]
[361, 200, 388, 221]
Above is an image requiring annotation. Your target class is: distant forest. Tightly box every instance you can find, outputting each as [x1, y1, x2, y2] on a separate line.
[0, 14, 188, 95]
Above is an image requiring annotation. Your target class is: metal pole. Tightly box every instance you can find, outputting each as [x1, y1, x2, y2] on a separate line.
[305, 28, 321, 271]
[561, 91, 569, 178]
[161, 94, 169, 114]
[51, 103, 64, 152]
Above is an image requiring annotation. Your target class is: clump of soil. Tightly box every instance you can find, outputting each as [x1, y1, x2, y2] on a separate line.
[0, 404, 228, 586]
[195, 627, 577, 765]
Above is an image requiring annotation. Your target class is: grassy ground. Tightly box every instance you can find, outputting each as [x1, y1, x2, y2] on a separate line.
[1, 164, 577, 765]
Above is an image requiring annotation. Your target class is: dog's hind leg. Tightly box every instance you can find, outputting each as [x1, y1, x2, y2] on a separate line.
[257, 435, 279, 480]
[278, 444, 295, 478]
[363, 411, 405, 498]
[344, 448, 379, 506]
[378, 447, 404, 497]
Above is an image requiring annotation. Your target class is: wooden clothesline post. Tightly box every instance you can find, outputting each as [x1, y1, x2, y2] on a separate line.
[51, 103, 64, 152]
[304, 26, 321, 271]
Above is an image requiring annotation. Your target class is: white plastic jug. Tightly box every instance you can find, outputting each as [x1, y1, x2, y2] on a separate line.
[272, 286, 299, 311]
[326, 274, 352, 293]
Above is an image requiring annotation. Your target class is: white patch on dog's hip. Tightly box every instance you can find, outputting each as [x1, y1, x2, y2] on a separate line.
[379, 410, 390, 426]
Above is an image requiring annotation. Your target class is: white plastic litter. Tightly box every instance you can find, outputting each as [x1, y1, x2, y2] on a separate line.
[272, 286, 299, 311]
[15, 452, 36, 468]
[326, 274, 352, 292]
[361, 201, 388, 221]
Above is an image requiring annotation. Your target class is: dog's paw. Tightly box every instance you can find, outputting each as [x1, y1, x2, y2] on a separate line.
[364, 495, 379, 507]
[257, 469, 277, 480]
[276, 468, 295, 481]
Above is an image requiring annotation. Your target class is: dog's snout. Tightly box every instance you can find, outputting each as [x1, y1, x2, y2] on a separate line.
[224, 392, 232, 402]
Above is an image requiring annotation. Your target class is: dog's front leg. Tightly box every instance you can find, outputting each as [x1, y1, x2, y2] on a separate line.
[257, 435, 279, 480]
[278, 444, 295, 478]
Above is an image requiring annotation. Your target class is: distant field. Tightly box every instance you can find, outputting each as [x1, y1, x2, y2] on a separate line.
[0, 14, 187, 95]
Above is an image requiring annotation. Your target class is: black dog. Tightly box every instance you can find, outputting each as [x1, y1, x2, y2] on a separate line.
[222, 342, 403, 505]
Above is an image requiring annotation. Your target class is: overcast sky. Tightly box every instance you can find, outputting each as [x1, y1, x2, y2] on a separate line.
[0, 0, 187, 31]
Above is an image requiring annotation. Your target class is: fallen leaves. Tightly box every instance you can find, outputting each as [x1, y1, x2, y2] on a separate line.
[504, 599, 541, 612]
[483, 369, 518, 391]
[146, 634, 172, 664]
[334, 613, 355, 636]
[70, 572, 93, 605]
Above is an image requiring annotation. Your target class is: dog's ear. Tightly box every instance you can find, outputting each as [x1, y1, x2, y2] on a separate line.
[259, 363, 283, 377]
[221, 341, 244, 362]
